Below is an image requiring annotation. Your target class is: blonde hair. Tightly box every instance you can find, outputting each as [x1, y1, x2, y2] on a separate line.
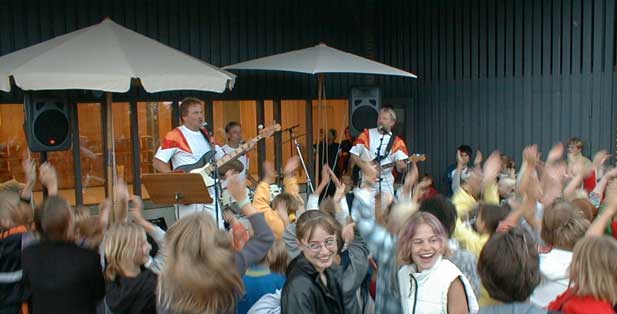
[541, 199, 589, 250]
[569, 236, 617, 305]
[74, 206, 104, 249]
[261, 239, 288, 274]
[379, 107, 397, 121]
[158, 213, 243, 313]
[397, 212, 448, 265]
[0, 191, 33, 228]
[104, 223, 146, 281]
[388, 201, 418, 234]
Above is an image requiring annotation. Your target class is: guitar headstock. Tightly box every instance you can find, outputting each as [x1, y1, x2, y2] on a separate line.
[409, 154, 427, 162]
[258, 124, 282, 138]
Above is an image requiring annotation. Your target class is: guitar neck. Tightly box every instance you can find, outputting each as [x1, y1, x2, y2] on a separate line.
[380, 155, 425, 170]
[215, 136, 262, 168]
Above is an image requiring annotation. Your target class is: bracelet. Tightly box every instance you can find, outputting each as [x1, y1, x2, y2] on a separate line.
[236, 197, 251, 209]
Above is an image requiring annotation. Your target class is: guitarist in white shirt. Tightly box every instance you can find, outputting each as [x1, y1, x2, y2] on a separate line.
[215, 121, 257, 187]
[152, 97, 224, 225]
[349, 106, 409, 195]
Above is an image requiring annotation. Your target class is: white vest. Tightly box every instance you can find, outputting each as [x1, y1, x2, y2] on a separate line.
[398, 257, 479, 314]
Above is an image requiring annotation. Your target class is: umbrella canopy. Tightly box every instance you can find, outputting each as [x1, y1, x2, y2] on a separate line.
[223, 43, 416, 77]
[0, 18, 235, 93]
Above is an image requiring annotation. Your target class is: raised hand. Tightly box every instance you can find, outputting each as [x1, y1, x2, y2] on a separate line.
[401, 161, 419, 197]
[546, 143, 564, 164]
[262, 161, 278, 184]
[314, 165, 332, 195]
[226, 171, 257, 216]
[593, 150, 611, 178]
[39, 162, 58, 195]
[114, 178, 130, 202]
[482, 150, 501, 187]
[22, 158, 36, 185]
[227, 171, 248, 202]
[474, 150, 483, 168]
[593, 150, 610, 169]
[283, 156, 300, 177]
[129, 195, 144, 220]
[412, 178, 432, 203]
[523, 145, 540, 168]
[456, 150, 466, 169]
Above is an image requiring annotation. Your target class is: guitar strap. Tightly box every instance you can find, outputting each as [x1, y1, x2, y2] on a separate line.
[377, 130, 397, 162]
[384, 132, 397, 158]
[198, 125, 214, 146]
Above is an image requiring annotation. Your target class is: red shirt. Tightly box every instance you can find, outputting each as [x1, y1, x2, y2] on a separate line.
[548, 288, 615, 314]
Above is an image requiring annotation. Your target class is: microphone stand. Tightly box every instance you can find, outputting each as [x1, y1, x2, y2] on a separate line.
[287, 127, 314, 193]
[212, 161, 221, 229]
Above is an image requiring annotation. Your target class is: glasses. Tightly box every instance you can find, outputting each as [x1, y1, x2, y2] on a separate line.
[302, 237, 337, 253]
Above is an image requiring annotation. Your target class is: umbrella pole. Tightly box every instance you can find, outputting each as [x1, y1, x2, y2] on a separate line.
[315, 74, 325, 187]
[105, 92, 116, 205]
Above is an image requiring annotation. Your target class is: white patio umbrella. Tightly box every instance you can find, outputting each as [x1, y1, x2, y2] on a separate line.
[0, 18, 235, 201]
[0, 18, 236, 93]
[224, 43, 416, 189]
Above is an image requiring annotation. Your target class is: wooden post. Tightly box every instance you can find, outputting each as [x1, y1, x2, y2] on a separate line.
[130, 99, 141, 196]
[70, 96, 83, 205]
[104, 92, 115, 204]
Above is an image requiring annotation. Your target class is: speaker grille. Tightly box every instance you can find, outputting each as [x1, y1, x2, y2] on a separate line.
[351, 105, 378, 133]
[33, 109, 69, 147]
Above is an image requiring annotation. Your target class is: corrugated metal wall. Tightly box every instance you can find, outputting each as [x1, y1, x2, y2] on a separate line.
[1, 0, 616, 191]
[0, 0, 373, 101]
[372, 0, 617, 190]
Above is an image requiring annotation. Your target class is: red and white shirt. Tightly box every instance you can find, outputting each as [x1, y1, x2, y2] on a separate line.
[350, 128, 409, 194]
[154, 125, 214, 170]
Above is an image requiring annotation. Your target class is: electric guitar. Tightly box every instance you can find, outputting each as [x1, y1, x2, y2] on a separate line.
[378, 154, 427, 171]
[175, 124, 281, 186]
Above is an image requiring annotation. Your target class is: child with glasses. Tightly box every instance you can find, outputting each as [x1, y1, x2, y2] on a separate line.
[281, 210, 369, 314]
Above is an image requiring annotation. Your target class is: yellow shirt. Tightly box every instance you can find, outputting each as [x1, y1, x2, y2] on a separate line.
[252, 177, 299, 239]
[451, 184, 499, 257]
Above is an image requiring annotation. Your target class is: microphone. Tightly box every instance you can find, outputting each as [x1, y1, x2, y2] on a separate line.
[378, 125, 389, 133]
[280, 124, 300, 132]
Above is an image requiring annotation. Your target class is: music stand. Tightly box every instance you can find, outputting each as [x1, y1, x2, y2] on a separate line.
[142, 173, 212, 220]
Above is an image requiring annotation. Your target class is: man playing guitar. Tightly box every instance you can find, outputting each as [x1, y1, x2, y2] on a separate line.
[152, 97, 223, 224]
[350, 106, 409, 195]
[215, 121, 258, 187]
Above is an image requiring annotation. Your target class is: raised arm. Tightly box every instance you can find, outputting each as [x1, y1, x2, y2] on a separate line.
[306, 165, 331, 210]
[38, 162, 58, 196]
[252, 161, 285, 238]
[130, 195, 166, 274]
[228, 173, 275, 274]
[20, 158, 36, 204]
[587, 180, 617, 237]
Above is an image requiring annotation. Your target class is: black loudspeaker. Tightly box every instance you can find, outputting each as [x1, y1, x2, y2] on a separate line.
[349, 86, 380, 137]
[23, 93, 72, 152]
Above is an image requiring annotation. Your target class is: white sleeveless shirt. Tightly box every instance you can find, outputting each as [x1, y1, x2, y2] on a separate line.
[398, 257, 479, 314]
